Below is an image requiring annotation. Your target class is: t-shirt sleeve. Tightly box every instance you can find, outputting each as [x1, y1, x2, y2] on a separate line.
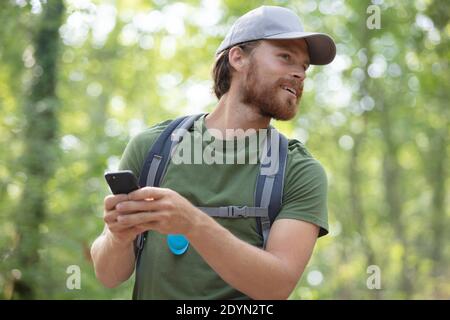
[117, 134, 145, 178]
[277, 152, 329, 238]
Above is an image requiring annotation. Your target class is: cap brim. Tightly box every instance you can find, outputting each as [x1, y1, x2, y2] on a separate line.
[265, 31, 336, 65]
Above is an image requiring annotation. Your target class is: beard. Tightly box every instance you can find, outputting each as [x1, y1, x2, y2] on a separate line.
[240, 59, 303, 121]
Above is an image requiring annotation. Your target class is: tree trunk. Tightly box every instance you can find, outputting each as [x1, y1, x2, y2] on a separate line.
[13, 1, 64, 299]
[428, 126, 448, 298]
[379, 100, 414, 298]
[349, 127, 381, 299]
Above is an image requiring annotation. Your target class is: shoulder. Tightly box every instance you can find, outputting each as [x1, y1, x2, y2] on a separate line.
[285, 138, 327, 180]
[118, 119, 173, 176]
[128, 119, 173, 148]
[127, 118, 174, 156]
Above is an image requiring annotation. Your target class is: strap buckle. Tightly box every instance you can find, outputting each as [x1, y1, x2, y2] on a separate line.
[228, 206, 248, 218]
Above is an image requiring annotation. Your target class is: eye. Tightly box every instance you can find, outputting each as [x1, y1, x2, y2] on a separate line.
[280, 53, 291, 61]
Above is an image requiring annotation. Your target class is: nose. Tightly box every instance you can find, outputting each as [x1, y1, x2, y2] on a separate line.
[290, 67, 306, 81]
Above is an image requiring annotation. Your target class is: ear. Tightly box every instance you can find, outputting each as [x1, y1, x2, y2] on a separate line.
[228, 46, 248, 73]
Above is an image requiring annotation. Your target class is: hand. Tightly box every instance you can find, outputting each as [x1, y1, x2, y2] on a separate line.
[114, 187, 203, 236]
[103, 194, 143, 246]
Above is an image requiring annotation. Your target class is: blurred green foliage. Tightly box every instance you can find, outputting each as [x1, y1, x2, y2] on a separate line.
[0, 0, 448, 299]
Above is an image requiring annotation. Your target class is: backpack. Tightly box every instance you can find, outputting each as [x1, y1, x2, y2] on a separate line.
[135, 113, 288, 266]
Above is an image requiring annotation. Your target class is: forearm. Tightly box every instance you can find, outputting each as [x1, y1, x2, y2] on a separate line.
[90, 230, 135, 288]
[186, 211, 297, 300]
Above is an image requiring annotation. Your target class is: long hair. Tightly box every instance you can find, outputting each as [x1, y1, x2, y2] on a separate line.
[212, 40, 261, 100]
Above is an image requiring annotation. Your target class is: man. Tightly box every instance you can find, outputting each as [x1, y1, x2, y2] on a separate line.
[91, 5, 335, 300]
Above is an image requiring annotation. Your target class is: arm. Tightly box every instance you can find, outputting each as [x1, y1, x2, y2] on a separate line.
[186, 212, 319, 300]
[116, 187, 319, 299]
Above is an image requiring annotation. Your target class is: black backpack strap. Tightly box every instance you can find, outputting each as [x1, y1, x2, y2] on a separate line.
[135, 113, 205, 266]
[138, 116, 189, 188]
[255, 127, 289, 248]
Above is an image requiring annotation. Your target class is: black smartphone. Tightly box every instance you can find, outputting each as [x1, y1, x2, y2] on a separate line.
[104, 170, 140, 195]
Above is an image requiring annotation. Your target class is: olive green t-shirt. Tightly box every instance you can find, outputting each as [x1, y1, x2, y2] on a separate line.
[117, 113, 329, 299]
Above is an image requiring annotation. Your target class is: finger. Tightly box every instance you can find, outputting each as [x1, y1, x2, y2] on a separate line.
[103, 209, 120, 224]
[108, 223, 126, 232]
[104, 208, 128, 224]
[132, 221, 160, 233]
[115, 199, 165, 214]
[104, 194, 129, 211]
[117, 211, 163, 226]
[128, 186, 169, 201]
[108, 221, 137, 232]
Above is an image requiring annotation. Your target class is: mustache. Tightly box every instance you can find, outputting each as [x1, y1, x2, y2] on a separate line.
[278, 78, 304, 96]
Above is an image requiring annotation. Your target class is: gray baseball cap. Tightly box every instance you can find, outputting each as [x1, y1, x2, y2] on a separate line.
[216, 6, 336, 65]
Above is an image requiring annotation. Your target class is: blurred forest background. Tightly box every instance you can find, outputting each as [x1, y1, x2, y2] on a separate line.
[0, 0, 448, 299]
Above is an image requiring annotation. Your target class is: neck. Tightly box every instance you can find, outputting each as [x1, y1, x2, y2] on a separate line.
[205, 86, 271, 140]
